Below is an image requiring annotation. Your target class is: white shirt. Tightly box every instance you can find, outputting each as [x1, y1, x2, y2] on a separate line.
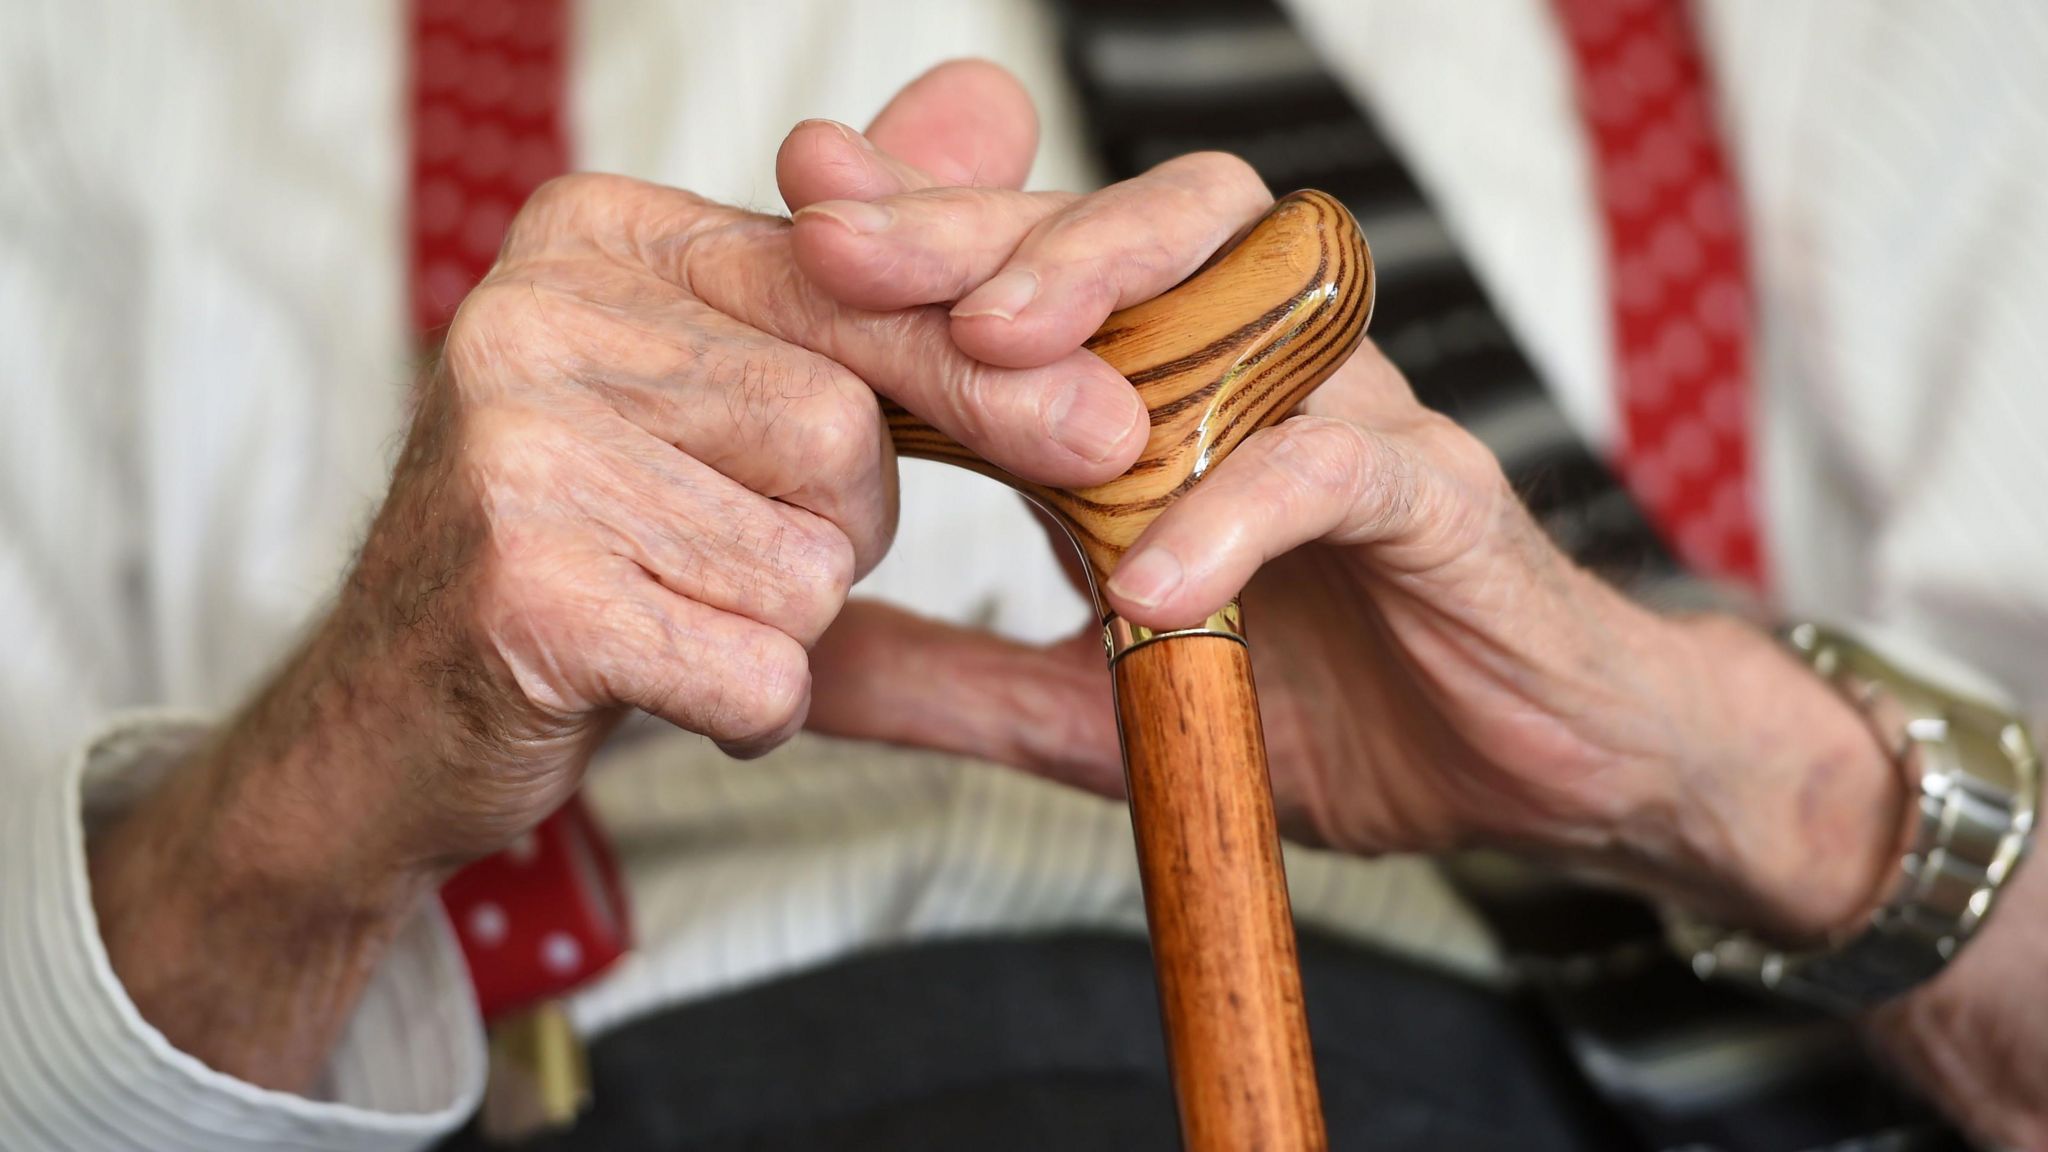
[3, 1, 2044, 1148]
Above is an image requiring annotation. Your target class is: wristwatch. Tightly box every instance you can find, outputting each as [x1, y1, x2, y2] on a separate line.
[1671, 623, 2041, 1015]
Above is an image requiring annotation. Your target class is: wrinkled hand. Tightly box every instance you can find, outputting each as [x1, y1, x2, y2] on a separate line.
[85, 62, 1155, 1090]
[249, 65, 1164, 872]
[790, 120, 1902, 945]
[790, 100, 2045, 1149]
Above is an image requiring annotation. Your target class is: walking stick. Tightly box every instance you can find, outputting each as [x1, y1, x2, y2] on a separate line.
[886, 190, 1373, 1149]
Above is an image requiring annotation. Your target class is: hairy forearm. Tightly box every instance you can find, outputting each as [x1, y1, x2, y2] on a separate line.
[87, 624, 438, 1092]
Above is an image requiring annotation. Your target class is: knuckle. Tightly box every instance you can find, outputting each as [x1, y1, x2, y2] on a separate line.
[817, 527, 859, 600]
[1038, 210, 1160, 299]
[791, 380, 882, 484]
[1263, 416, 1418, 538]
[1422, 409, 1507, 489]
[1169, 151, 1270, 204]
[748, 515, 856, 644]
[510, 173, 722, 275]
[715, 634, 812, 750]
[792, 517, 858, 604]
[445, 276, 619, 403]
[1032, 205, 1094, 255]
[1269, 416, 1375, 497]
[720, 355, 884, 512]
[528, 171, 617, 212]
[715, 340, 830, 435]
[443, 281, 536, 380]
[1266, 410, 1510, 555]
[1417, 415, 1515, 544]
[1078, 247, 1135, 309]
[510, 172, 621, 241]
[940, 359, 1000, 448]
[442, 278, 602, 399]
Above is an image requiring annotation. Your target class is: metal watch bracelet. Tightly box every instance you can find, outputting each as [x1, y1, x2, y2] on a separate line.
[1671, 623, 2041, 1015]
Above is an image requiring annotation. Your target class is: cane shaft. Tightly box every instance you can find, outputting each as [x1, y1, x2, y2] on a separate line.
[1113, 630, 1324, 1151]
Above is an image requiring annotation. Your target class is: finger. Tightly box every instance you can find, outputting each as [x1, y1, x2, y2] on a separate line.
[670, 218, 1148, 486]
[866, 59, 1039, 188]
[525, 178, 1146, 486]
[776, 119, 935, 211]
[1102, 349, 1490, 628]
[454, 277, 897, 577]
[949, 152, 1273, 369]
[549, 558, 815, 758]
[589, 421, 859, 648]
[807, 600, 1123, 798]
[792, 153, 1270, 367]
[463, 399, 859, 649]
[777, 59, 1038, 211]
[1103, 417, 1416, 628]
[790, 186, 1075, 312]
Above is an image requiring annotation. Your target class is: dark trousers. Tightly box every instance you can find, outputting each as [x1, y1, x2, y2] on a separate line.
[440, 931, 1632, 1151]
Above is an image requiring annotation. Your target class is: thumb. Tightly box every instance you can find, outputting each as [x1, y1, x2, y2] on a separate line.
[777, 59, 1040, 210]
[862, 58, 1039, 189]
[807, 600, 1124, 800]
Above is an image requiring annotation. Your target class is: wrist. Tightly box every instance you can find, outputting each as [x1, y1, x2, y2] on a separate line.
[89, 745, 436, 1091]
[94, 708, 440, 926]
[88, 633, 448, 1090]
[1629, 613, 1908, 940]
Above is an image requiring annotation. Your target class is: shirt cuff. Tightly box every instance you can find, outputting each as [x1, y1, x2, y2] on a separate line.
[0, 710, 486, 1152]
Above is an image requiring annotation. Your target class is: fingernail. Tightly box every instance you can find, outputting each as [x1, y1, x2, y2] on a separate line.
[803, 118, 876, 151]
[1109, 548, 1183, 610]
[797, 201, 893, 236]
[952, 268, 1040, 322]
[1047, 379, 1141, 464]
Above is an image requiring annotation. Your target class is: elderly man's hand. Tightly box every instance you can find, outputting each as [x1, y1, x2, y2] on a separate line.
[85, 57, 1324, 1094]
[789, 138, 1905, 947]
[776, 68, 2048, 1150]
[86, 60, 1174, 1090]
[112, 70, 1151, 858]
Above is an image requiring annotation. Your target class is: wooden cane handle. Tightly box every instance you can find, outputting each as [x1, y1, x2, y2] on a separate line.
[884, 189, 1373, 597]
[888, 189, 1372, 1149]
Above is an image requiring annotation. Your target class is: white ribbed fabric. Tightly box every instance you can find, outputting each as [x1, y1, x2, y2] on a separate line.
[0, 715, 483, 1151]
[567, 726, 1500, 1038]
[3, 0, 2046, 1148]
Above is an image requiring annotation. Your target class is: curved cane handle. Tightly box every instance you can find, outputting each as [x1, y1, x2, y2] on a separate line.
[885, 189, 1373, 602]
